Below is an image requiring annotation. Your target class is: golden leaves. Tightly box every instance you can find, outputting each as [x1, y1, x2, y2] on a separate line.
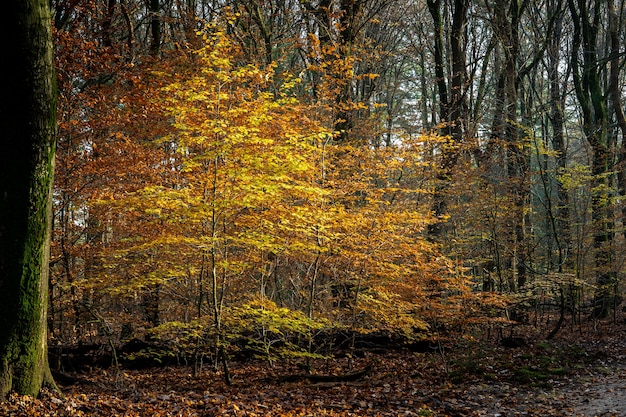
[77, 22, 501, 349]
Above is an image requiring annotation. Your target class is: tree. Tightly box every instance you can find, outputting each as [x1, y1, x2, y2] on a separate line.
[568, 0, 618, 318]
[426, 0, 469, 239]
[0, 0, 58, 398]
[545, 0, 568, 272]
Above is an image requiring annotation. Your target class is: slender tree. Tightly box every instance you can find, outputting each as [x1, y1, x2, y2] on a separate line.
[149, 0, 161, 56]
[546, 0, 568, 271]
[609, 0, 626, 243]
[0, 0, 58, 398]
[426, 0, 469, 239]
[568, 0, 616, 318]
[485, 0, 529, 290]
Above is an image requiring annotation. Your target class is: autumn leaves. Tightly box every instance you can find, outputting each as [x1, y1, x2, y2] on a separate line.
[82, 25, 478, 361]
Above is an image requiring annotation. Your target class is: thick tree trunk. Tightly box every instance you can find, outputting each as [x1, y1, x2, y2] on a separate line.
[0, 0, 58, 398]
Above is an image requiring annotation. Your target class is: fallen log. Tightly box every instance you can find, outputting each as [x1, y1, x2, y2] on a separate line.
[277, 363, 373, 383]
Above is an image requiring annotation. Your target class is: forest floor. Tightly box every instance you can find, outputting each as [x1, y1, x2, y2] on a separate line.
[2, 319, 626, 416]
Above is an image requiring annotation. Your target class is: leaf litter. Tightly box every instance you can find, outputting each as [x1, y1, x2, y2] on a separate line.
[4, 323, 626, 416]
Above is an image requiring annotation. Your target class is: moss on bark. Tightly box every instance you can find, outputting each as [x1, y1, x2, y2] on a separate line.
[0, 0, 58, 399]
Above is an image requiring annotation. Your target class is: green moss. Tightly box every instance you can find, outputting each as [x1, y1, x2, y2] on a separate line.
[0, 0, 57, 394]
[548, 367, 566, 375]
[448, 356, 489, 383]
[512, 366, 554, 387]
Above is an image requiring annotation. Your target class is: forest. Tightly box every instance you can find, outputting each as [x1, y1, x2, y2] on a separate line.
[2, 0, 626, 415]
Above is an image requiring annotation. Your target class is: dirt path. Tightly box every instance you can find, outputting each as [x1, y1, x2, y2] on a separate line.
[439, 366, 626, 416]
[563, 365, 626, 417]
[430, 339, 626, 417]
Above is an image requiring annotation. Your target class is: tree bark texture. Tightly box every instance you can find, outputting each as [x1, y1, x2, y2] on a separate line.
[0, 0, 58, 398]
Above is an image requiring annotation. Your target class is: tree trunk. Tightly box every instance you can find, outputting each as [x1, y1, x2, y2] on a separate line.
[608, 1, 626, 243]
[490, 0, 528, 290]
[568, 0, 616, 318]
[0, 0, 58, 398]
[149, 0, 161, 56]
[547, 0, 568, 271]
[426, 0, 469, 240]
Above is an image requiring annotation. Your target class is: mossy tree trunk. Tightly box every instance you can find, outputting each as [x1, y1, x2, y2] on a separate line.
[0, 0, 58, 399]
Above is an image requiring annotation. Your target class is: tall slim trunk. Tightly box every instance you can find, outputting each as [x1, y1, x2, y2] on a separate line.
[334, 0, 363, 142]
[303, 0, 364, 142]
[149, 0, 161, 56]
[568, 0, 616, 318]
[426, 0, 469, 240]
[547, 0, 568, 270]
[608, 1, 626, 242]
[491, 0, 528, 290]
[103, 0, 117, 48]
[0, 0, 58, 398]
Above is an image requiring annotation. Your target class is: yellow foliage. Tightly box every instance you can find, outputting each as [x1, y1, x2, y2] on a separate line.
[91, 23, 499, 347]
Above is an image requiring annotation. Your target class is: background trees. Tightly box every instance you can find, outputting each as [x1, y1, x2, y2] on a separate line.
[47, 0, 626, 364]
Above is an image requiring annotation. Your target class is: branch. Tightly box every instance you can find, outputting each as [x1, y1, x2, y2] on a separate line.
[277, 363, 373, 383]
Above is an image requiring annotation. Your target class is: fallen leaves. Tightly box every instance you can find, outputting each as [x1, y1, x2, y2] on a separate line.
[4, 323, 626, 416]
[1, 353, 434, 416]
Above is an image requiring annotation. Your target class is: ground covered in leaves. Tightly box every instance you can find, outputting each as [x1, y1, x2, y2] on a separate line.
[3, 322, 626, 416]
